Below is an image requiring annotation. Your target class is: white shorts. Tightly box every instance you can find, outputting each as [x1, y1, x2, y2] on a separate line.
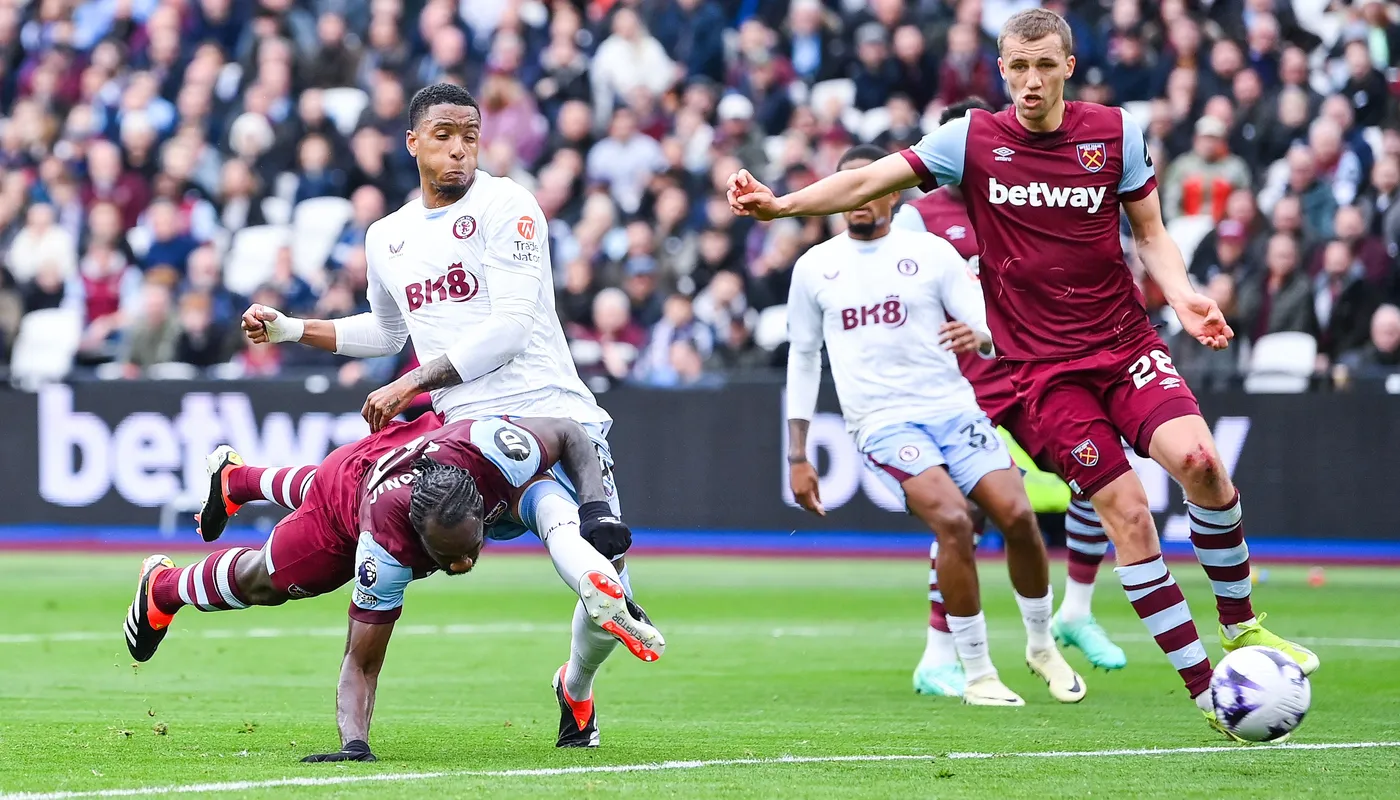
[860, 410, 1012, 505]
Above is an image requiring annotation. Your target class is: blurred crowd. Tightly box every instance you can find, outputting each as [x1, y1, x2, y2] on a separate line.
[0, 0, 1397, 391]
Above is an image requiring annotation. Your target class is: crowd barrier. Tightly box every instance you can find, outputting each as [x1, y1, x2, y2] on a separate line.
[1, 382, 1396, 541]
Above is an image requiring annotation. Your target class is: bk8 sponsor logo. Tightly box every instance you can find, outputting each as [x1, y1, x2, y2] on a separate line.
[405, 263, 480, 311]
[840, 296, 906, 330]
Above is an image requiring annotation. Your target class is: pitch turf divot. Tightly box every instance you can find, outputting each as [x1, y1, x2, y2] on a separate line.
[3, 743, 1399, 799]
[3, 624, 1400, 649]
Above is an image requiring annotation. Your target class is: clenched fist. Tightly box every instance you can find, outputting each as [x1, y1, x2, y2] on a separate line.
[241, 304, 304, 345]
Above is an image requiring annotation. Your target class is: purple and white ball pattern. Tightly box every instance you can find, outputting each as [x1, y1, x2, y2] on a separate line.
[1210, 645, 1311, 742]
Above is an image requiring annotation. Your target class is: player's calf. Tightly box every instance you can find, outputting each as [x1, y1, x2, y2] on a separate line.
[916, 540, 963, 696]
[199, 446, 318, 541]
[1054, 497, 1126, 670]
[123, 547, 267, 661]
[1116, 554, 1213, 701]
[906, 473, 999, 685]
[968, 468, 1049, 600]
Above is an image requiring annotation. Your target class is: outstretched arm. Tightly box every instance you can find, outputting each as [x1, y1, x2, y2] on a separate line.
[514, 417, 607, 505]
[729, 116, 970, 221]
[302, 618, 394, 762]
[243, 245, 408, 356]
[728, 155, 922, 220]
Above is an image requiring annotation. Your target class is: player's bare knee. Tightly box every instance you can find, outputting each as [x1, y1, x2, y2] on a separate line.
[1178, 443, 1225, 493]
[997, 499, 1039, 543]
[1103, 502, 1153, 547]
[233, 552, 285, 606]
[922, 506, 975, 551]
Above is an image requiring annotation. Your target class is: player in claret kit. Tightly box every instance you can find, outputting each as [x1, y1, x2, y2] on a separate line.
[123, 414, 662, 758]
[785, 144, 1085, 706]
[894, 97, 1126, 674]
[732, 8, 1316, 737]
[238, 83, 650, 746]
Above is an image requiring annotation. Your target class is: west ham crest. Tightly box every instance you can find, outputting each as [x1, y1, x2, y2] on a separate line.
[1072, 439, 1100, 467]
[1076, 142, 1106, 173]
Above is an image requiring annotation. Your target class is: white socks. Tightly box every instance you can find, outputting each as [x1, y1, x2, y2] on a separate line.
[1196, 689, 1215, 713]
[1016, 590, 1055, 652]
[920, 626, 959, 668]
[947, 612, 996, 682]
[534, 493, 629, 701]
[1222, 617, 1258, 640]
[1058, 578, 1095, 623]
[536, 494, 622, 590]
[565, 598, 618, 700]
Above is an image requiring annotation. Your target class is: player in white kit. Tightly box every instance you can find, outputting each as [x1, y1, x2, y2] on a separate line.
[238, 83, 655, 748]
[784, 145, 1084, 706]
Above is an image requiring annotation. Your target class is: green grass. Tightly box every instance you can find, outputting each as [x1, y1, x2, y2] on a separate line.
[2, 553, 1398, 799]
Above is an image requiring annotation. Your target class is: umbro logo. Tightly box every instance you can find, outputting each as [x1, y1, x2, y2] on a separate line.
[993, 146, 1015, 162]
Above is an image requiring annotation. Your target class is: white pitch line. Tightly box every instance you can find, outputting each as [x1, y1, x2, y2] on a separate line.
[4, 743, 1398, 800]
[3, 624, 1399, 649]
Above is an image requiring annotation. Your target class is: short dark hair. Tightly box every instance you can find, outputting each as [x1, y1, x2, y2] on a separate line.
[408, 83, 480, 129]
[837, 144, 889, 169]
[408, 456, 485, 537]
[940, 96, 995, 126]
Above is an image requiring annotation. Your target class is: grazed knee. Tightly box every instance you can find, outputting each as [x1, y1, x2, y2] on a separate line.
[1180, 444, 1224, 492]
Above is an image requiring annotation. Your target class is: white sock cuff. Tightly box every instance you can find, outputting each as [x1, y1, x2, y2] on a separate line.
[946, 612, 986, 631]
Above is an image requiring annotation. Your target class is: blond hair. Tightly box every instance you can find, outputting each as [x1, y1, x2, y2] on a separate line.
[998, 9, 1074, 57]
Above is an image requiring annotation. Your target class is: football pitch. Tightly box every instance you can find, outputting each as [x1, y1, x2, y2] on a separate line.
[2, 552, 1398, 799]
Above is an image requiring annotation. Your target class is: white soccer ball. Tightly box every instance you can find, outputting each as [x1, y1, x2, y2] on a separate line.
[1210, 645, 1311, 742]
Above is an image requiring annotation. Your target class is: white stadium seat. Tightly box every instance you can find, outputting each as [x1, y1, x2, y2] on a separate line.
[857, 107, 891, 143]
[1362, 126, 1384, 162]
[808, 79, 855, 123]
[321, 87, 370, 137]
[292, 196, 354, 285]
[1166, 215, 1217, 266]
[1244, 332, 1317, 394]
[1121, 101, 1152, 131]
[146, 361, 201, 380]
[224, 224, 292, 296]
[9, 308, 83, 389]
[754, 304, 789, 351]
[261, 196, 292, 226]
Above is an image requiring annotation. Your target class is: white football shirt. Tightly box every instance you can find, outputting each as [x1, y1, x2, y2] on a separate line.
[362, 171, 610, 426]
[786, 227, 992, 447]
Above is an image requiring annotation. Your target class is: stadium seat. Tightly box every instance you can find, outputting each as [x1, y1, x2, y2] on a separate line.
[321, 87, 370, 137]
[93, 361, 126, 381]
[809, 79, 855, 123]
[146, 362, 200, 380]
[763, 135, 785, 167]
[1166, 215, 1216, 265]
[126, 226, 152, 261]
[754, 304, 788, 351]
[9, 308, 83, 389]
[857, 107, 891, 143]
[570, 339, 603, 369]
[224, 224, 292, 296]
[261, 196, 292, 226]
[1362, 126, 1384, 161]
[1244, 332, 1317, 394]
[1121, 101, 1152, 130]
[273, 171, 300, 204]
[291, 196, 354, 285]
